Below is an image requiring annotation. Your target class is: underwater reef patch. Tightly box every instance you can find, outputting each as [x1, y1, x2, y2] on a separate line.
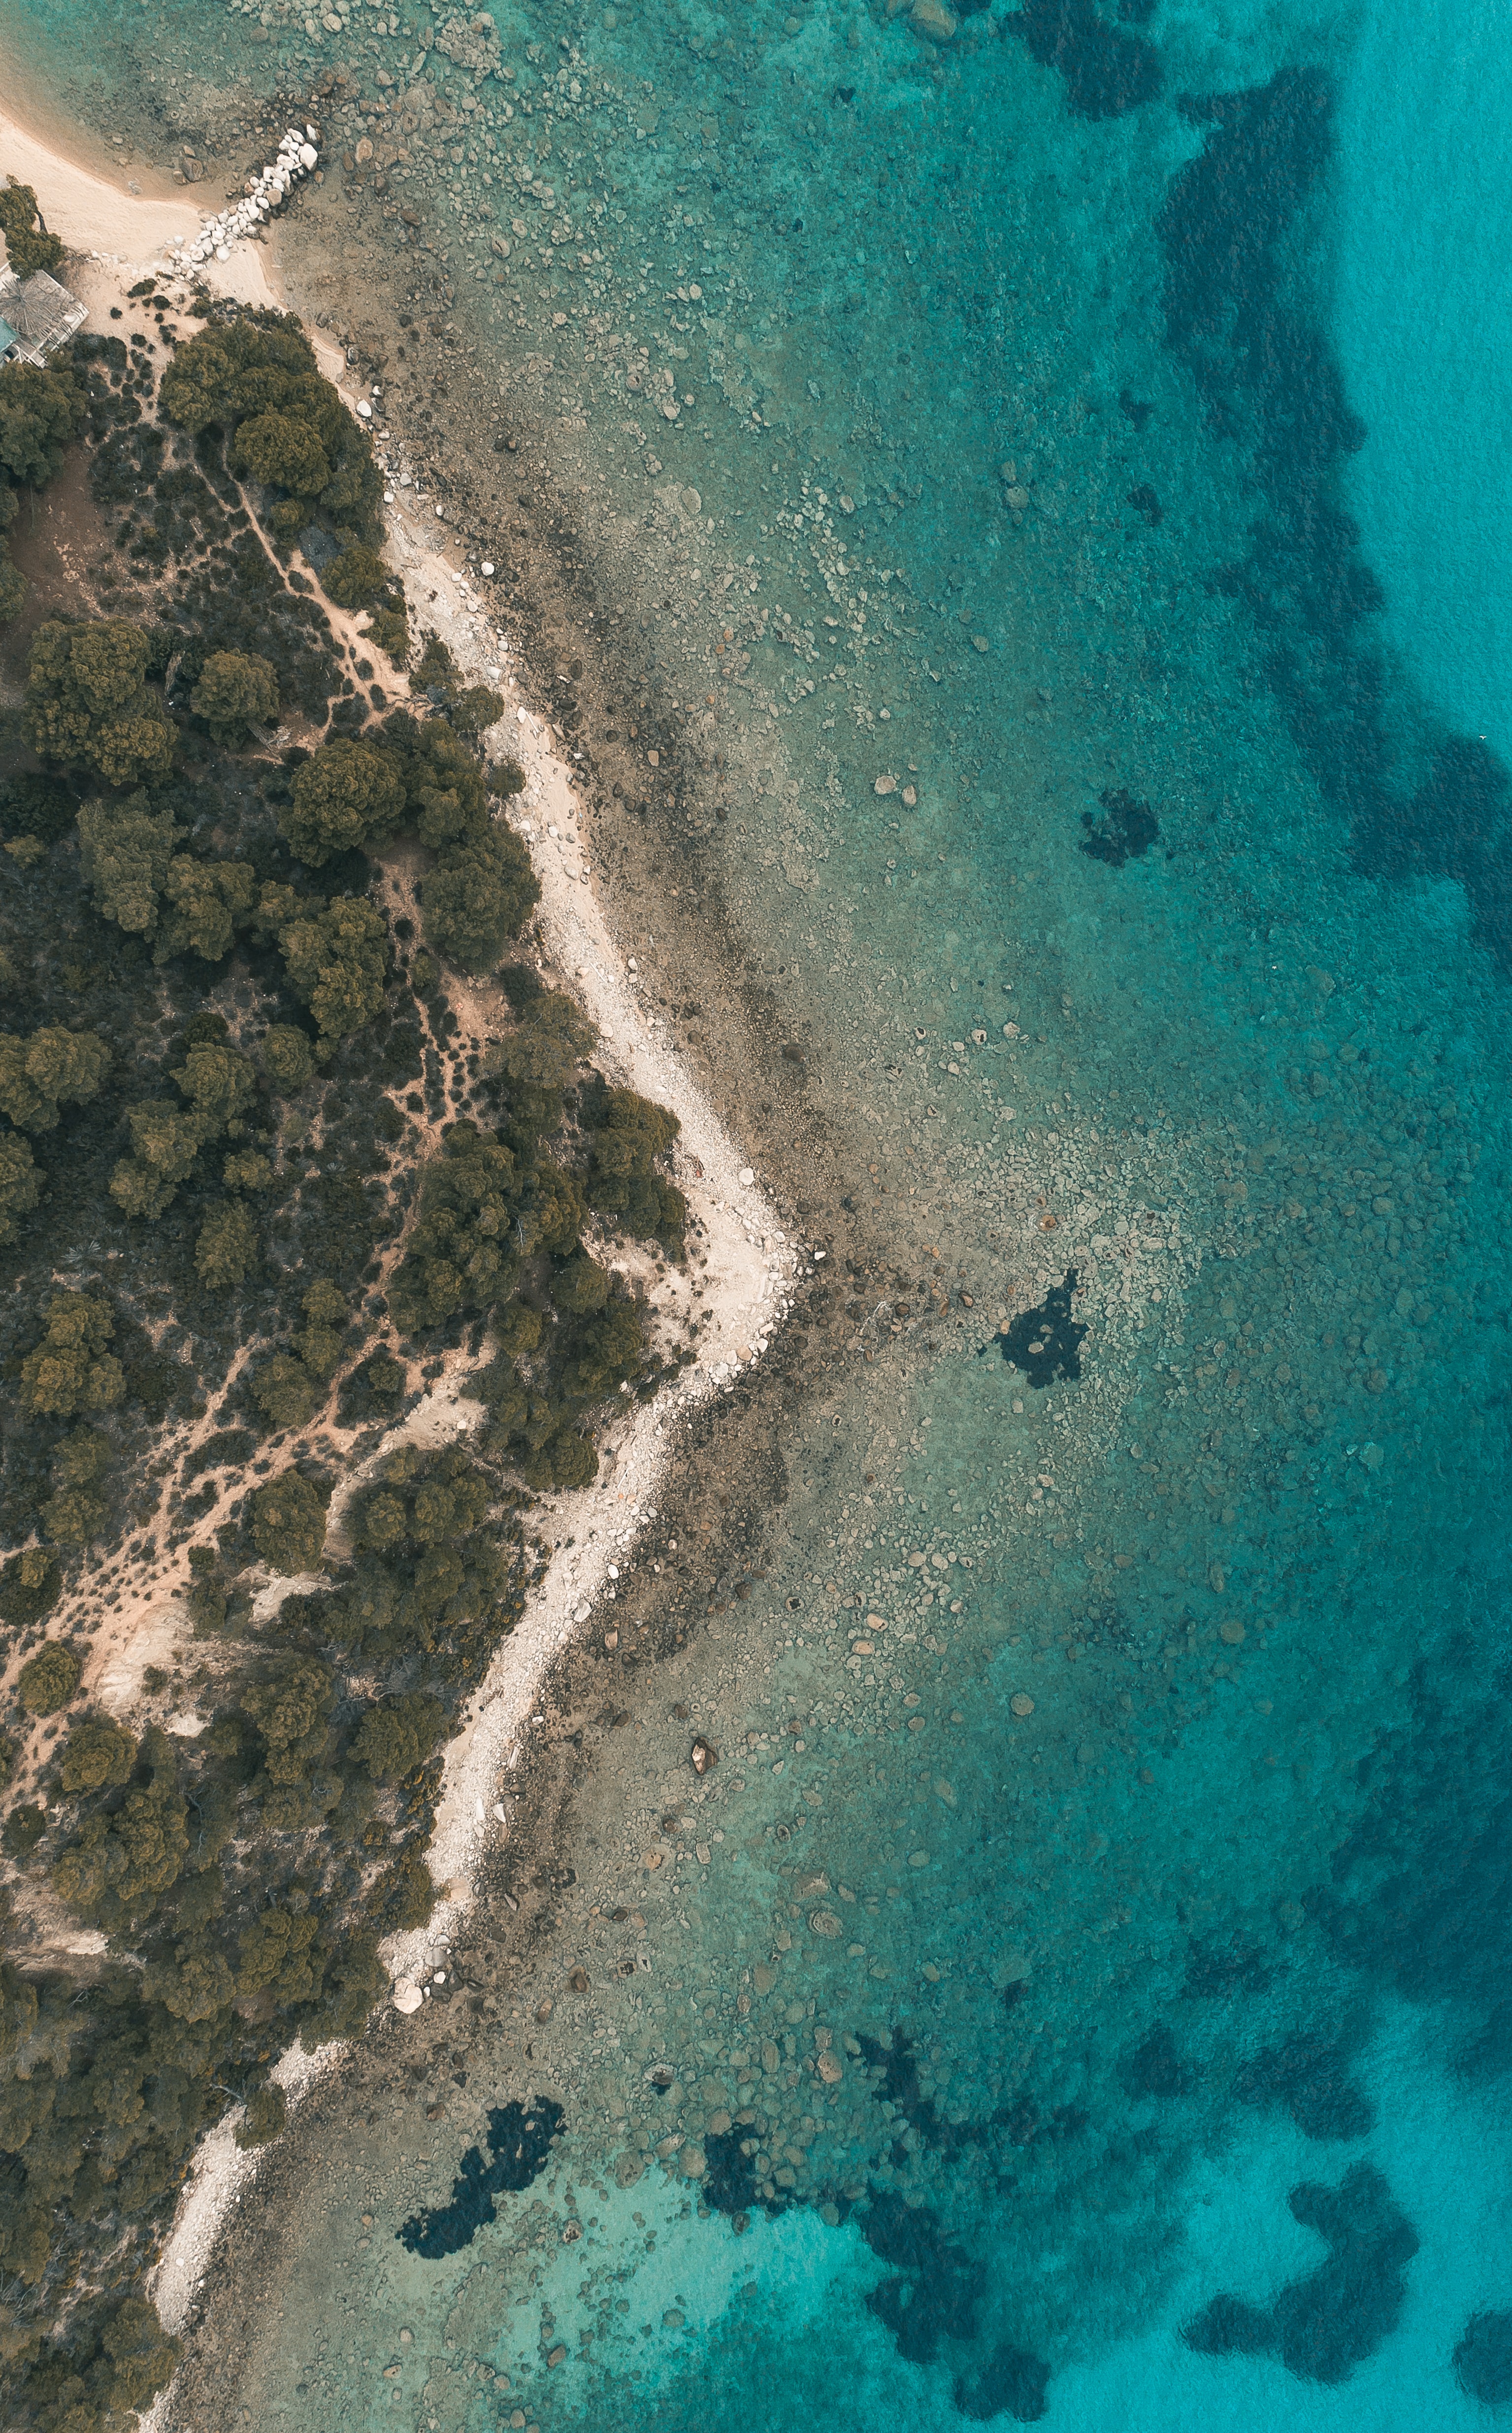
[1004, 0, 1162, 119]
[1181, 2162, 1418, 2384]
[396, 2098, 564, 2257]
[982, 1271, 1086, 1388]
[953, 2339, 1052, 2423]
[860, 2189, 985, 2365]
[1454, 2311, 1512, 2408]
[1080, 787, 1159, 867]
[1232, 2032, 1374, 2141]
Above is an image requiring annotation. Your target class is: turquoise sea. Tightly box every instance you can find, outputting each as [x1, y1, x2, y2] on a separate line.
[8, 0, 1512, 2424]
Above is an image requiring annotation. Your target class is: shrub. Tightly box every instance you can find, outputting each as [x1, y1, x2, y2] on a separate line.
[0, 1547, 60, 1627]
[251, 1353, 322, 1433]
[235, 2082, 288, 2149]
[251, 1468, 327, 1574]
[0, 1130, 40, 1245]
[263, 1022, 316, 1093]
[493, 991, 597, 1093]
[21, 1292, 124, 1417]
[277, 894, 390, 1053]
[294, 1278, 348, 1380]
[77, 788, 182, 933]
[0, 179, 65, 276]
[196, 1199, 260, 1288]
[0, 355, 78, 484]
[230, 407, 331, 498]
[157, 854, 260, 964]
[322, 541, 389, 610]
[190, 648, 279, 746]
[351, 1689, 445, 1782]
[280, 735, 405, 866]
[0, 1024, 108, 1132]
[18, 1640, 82, 1714]
[424, 823, 542, 974]
[60, 1712, 137, 1794]
[26, 619, 175, 787]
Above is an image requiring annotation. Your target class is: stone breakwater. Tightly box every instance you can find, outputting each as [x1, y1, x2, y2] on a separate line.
[170, 124, 319, 265]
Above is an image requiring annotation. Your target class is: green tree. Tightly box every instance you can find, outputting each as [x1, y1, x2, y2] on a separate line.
[279, 736, 405, 867]
[59, 1713, 136, 1795]
[41, 1426, 111, 1545]
[277, 894, 389, 1053]
[76, 788, 182, 934]
[0, 180, 65, 276]
[196, 1199, 259, 1288]
[156, 853, 260, 963]
[424, 824, 542, 974]
[111, 1038, 256, 1220]
[0, 1024, 108, 1132]
[21, 1292, 124, 1417]
[388, 1120, 522, 1333]
[230, 406, 331, 497]
[551, 1249, 611, 1316]
[0, 1546, 59, 1627]
[0, 1130, 39, 1245]
[242, 1656, 334, 1784]
[293, 1278, 348, 1381]
[26, 620, 175, 788]
[250, 1469, 326, 1572]
[190, 648, 279, 746]
[235, 2081, 288, 2149]
[262, 1023, 315, 1094]
[583, 1082, 686, 1244]
[143, 1939, 236, 2023]
[351, 1690, 445, 1783]
[322, 541, 389, 610]
[494, 990, 597, 1092]
[250, 1352, 321, 1433]
[18, 1641, 82, 1715]
[0, 356, 78, 484]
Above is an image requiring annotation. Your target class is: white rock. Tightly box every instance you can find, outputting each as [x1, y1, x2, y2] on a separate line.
[481, 560, 495, 576]
[357, 400, 372, 418]
[392, 1980, 423, 2015]
[738, 1167, 756, 1186]
[300, 143, 318, 168]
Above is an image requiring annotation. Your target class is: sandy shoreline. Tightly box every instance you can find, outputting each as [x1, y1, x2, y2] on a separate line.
[3, 92, 798, 2364]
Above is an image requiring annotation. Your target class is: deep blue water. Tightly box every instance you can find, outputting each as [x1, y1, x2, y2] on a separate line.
[7, 0, 1512, 2424]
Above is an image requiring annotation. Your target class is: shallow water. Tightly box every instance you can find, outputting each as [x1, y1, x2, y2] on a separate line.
[8, 0, 1512, 2424]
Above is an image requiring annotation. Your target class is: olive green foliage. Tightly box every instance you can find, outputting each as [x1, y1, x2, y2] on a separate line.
[294, 1277, 349, 1380]
[25, 618, 176, 788]
[277, 893, 389, 1055]
[0, 354, 79, 485]
[581, 1081, 688, 1245]
[493, 990, 597, 1093]
[59, 1713, 137, 1795]
[384, 709, 538, 973]
[0, 179, 65, 276]
[388, 1120, 526, 1331]
[0, 1024, 108, 1132]
[156, 850, 260, 964]
[195, 1197, 259, 1288]
[351, 1689, 445, 1783]
[262, 1022, 315, 1094]
[20, 1292, 124, 1417]
[76, 788, 182, 933]
[325, 1444, 510, 1665]
[41, 1425, 112, 1545]
[250, 1469, 326, 1573]
[0, 1128, 39, 1244]
[251, 1351, 322, 1432]
[0, 490, 25, 624]
[322, 541, 388, 610]
[17, 1639, 82, 1714]
[190, 648, 279, 746]
[160, 312, 383, 548]
[234, 2080, 288, 2149]
[280, 735, 405, 867]
[111, 1034, 258, 1222]
[0, 1546, 59, 1628]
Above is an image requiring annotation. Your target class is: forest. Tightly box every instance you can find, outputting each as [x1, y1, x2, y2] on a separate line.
[0, 219, 686, 2430]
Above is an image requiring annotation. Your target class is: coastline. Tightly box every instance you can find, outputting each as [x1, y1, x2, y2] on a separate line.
[2, 91, 809, 2365]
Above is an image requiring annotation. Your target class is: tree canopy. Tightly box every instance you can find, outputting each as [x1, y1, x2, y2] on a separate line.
[26, 620, 175, 788]
[190, 648, 279, 746]
[0, 178, 66, 276]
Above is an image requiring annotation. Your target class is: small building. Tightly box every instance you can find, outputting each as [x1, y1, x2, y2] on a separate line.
[0, 267, 88, 368]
